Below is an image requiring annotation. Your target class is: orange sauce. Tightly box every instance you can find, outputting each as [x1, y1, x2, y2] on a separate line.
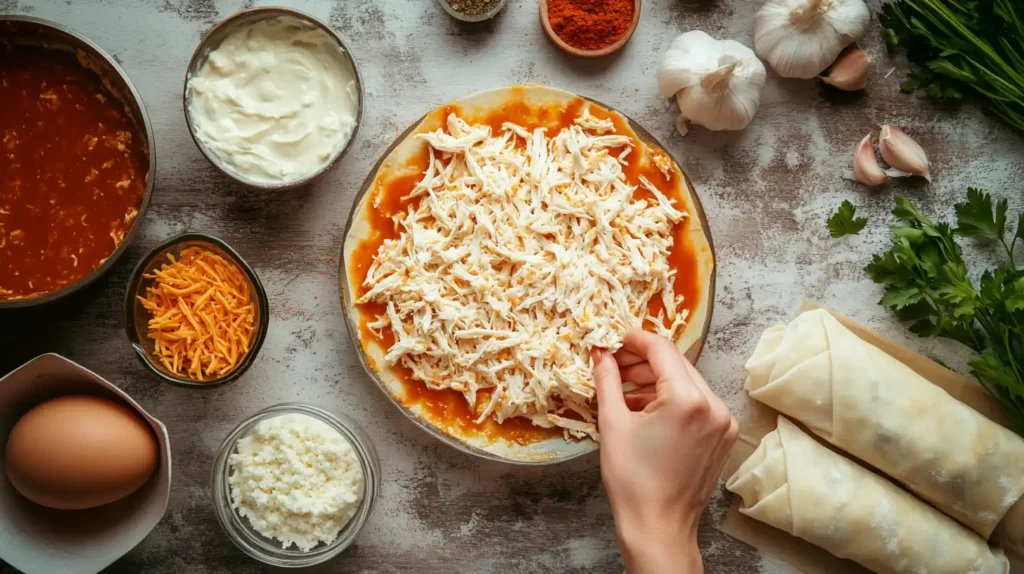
[0, 46, 146, 300]
[351, 95, 703, 445]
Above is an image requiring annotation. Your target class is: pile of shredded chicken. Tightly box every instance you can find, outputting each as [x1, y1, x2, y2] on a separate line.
[358, 109, 689, 440]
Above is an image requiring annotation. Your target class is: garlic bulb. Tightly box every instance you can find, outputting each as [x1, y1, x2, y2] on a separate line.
[754, 0, 870, 79]
[657, 31, 767, 135]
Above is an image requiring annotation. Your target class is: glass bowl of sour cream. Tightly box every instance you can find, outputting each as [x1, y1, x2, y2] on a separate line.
[183, 7, 363, 190]
[211, 403, 380, 567]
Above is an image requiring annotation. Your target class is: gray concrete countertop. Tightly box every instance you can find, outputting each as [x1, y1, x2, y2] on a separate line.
[2, 0, 1022, 572]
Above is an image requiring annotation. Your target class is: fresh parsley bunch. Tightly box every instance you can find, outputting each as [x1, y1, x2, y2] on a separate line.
[866, 189, 1024, 431]
[880, 0, 1024, 132]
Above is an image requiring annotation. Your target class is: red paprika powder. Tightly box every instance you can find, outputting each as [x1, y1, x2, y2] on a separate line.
[547, 0, 634, 51]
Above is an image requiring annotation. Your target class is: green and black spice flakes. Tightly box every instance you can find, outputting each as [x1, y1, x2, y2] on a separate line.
[446, 0, 502, 16]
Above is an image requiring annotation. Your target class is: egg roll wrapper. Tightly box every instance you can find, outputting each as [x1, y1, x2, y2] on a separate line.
[745, 308, 1024, 541]
[726, 417, 1007, 574]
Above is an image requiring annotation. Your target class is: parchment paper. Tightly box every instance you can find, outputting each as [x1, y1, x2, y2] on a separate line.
[718, 301, 1016, 574]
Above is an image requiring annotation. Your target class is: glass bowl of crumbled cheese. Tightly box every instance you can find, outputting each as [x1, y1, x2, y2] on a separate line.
[211, 403, 380, 567]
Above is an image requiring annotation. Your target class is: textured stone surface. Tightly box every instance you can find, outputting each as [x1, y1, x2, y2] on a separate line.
[1, 0, 1022, 572]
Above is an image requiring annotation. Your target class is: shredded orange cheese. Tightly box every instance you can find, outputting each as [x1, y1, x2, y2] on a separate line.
[137, 247, 256, 381]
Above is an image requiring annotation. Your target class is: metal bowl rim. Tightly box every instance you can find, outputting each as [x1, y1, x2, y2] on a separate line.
[336, 88, 717, 465]
[181, 6, 365, 191]
[435, 0, 509, 22]
[0, 15, 156, 309]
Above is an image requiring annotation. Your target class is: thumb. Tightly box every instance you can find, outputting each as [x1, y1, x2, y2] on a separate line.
[592, 349, 628, 425]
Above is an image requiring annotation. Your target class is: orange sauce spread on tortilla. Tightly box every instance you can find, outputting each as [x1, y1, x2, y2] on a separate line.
[0, 46, 146, 300]
[351, 94, 703, 445]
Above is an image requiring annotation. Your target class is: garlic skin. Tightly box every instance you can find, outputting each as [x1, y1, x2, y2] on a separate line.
[879, 125, 931, 181]
[852, 134, 887, 186]
[658, 31, 767, 135]
[754, 0, 870, 79]
[820, 46, 869, 91]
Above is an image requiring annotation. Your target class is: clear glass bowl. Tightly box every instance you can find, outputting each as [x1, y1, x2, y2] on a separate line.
[211, 403, 380, 567]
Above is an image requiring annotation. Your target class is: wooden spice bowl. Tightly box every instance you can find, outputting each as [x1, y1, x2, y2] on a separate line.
[539, 0, 641, 58]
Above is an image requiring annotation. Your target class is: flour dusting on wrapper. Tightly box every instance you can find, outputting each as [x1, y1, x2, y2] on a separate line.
[745, 308, 1024, 548]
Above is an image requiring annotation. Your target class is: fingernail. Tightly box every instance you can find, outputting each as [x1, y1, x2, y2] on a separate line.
[591, 348, 605, 363]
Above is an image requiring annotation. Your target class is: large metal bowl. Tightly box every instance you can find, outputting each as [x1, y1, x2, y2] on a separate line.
[338, 86, 717, 465]
[0, 16, 155, 309]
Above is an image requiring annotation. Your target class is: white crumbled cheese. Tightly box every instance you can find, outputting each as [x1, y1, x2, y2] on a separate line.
[228, 413, 365, 551]
[358, 109, 689, 441]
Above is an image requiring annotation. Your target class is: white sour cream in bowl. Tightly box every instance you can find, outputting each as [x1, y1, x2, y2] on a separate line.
[186, 14, 360, 187]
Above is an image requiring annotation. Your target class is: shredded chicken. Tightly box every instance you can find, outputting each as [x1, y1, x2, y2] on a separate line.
[358, 109, 689, 440]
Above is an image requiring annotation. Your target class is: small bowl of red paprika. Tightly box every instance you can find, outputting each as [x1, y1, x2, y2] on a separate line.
[540, 0, 640, 57]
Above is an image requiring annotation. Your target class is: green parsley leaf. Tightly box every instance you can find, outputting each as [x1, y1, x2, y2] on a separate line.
[827, 200, 868, 238]
[867, 188, 1024, 433]
[916, 242, 944, 279]
[972, 350, 1024, 431]
[865, 251, 915, 287]
[880, 286, 925, 309]
[935, 275, 977, 317]
[955, 187, 1007, 240]
[893, 196, 931, 225]
[892, 226, 926, 243]
[979, 268, 1009, 310]
[1005, 274, 1024, 313]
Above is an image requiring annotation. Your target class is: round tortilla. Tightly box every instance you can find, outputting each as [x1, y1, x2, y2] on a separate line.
[340, 85, 715, 463]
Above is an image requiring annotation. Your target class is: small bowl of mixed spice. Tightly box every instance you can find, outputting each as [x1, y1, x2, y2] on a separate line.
[437, 0, 508, 22]
[540, 0, 641, 57]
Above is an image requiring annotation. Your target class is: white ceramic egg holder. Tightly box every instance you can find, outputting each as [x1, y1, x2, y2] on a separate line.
[0, 353, 171, 574]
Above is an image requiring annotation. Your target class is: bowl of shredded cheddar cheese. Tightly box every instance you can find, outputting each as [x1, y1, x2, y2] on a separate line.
[123, 233, 269, 387]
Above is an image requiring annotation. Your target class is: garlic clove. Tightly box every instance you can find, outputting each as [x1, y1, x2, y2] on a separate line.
[820, 46, 869, 91]
[879, 125, 931, 181]
[852, 133, 887, 186]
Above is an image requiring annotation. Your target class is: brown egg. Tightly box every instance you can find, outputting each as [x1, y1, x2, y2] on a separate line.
[4, 395, 158, 510]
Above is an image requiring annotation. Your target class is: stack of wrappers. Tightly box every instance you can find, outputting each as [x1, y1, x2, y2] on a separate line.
[721, 303, 1024, 574]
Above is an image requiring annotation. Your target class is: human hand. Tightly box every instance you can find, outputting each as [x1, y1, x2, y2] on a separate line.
[593, 330, 738, 574]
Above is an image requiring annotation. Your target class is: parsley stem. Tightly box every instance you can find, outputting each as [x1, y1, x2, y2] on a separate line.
[1001, 238, 1017, 269]
[883, 0, 1024, 132]
[1005, 330, 1024, 383]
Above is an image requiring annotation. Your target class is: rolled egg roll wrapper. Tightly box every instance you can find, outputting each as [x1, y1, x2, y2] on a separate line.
[745, 309, 1024, 540]
[727, 417, 1008, 574]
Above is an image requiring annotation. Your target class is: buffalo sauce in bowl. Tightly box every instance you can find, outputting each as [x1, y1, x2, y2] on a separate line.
[0, 46, 145, 301]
